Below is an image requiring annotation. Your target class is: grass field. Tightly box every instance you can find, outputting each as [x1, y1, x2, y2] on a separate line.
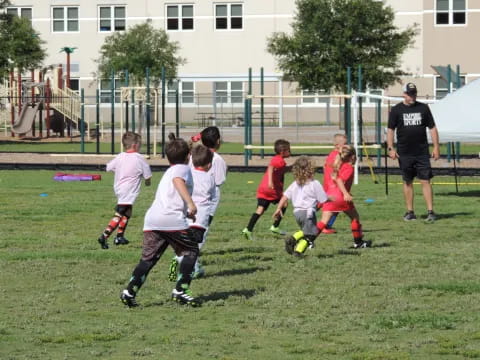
[1, 170, 480, 359]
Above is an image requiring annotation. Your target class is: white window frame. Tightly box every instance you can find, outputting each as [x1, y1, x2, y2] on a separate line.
[301, 90, 331, 106]
[435, 0, 467, 26]
[6, 7, 33, 22]
[214, 3, 243, 31]
[98, 5, 126, 33]
[434, 75, 465, 100]
[167, 81, 196, 105]
[166, 4, 194, 31]
[99, 78, 123, 104]
[214, 81, 244, 104]
[52, 6, 79, 33]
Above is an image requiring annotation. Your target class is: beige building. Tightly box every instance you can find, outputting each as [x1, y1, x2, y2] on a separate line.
[3, 0, 479, 129]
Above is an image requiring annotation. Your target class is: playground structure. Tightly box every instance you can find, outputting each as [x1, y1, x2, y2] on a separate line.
[0, 65, 87, 139]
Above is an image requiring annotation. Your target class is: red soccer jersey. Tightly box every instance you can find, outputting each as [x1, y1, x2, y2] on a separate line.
[256, 154, 287, 201]
[323, 150, 339, 193]
[323, 161, 355, 212]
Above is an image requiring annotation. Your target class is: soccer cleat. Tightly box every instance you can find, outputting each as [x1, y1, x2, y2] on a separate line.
[307, 240, 315, 250]
[114, 236, 129, 245]
[242, 228, 253, 241]
[98, 235, 109, 249]
[120, 289, 138, 308]
[172, 288, 200, 307]
[425, 211, 436, 223]
[403, 211, 417, 221]
[284, 235, 297, 254]
[270, 225, 286, 236]
[168, 257, 178, 282]
[353, 240, 372, 249]
[322, 228, 337, 234]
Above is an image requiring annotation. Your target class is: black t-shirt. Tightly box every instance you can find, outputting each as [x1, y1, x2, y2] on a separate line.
[388, 101, 436, 156]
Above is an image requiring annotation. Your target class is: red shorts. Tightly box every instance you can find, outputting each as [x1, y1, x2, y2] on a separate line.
[322, 188, 355, 212]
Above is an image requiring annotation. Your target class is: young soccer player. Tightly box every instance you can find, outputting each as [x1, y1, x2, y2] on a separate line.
[169, 144, 215, 281]
[120, 134, 201, 307]
[317, 145, 372, 249]
[321, 133, 348, 234]
[242, 139, 291, 240]
[272, 156, 330, 257]
[97, 132, 152, 249]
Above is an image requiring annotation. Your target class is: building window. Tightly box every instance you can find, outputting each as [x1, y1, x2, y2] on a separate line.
[99, 6, 126, 32]
[215, 81, 243, 104]
[168, 81, 195, 104]
[6, 7, 33, 22]
[167, 5, 194, 31]
[301, 90, 330, 104]
[100, 78, 122, 104]
[215, 4, 243, 30]
[67, 78, 80, 93]
[436, 0, 466, 25]
[435, 75, 465, 99]
[52, 6, 79, 32]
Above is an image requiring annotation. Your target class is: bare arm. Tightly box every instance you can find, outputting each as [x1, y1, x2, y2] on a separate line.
[430, 126, 440, 160]
[172, 177, 197, 220]
[272, 195, 288, 219]
[386, 128, 398, 160]
[267, 165, 274, 189]
[334, 177, 353, 202]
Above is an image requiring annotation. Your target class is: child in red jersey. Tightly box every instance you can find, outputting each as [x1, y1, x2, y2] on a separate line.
[242, 139, 291, 240]
[317, 145, 372, 249]
[321, 133, 347, 234]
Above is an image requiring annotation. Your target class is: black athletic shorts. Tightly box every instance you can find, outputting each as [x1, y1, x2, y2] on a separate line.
[141, 230, 199, 261]
[398, 154, 433, 182]
[257, 198, 280, 210]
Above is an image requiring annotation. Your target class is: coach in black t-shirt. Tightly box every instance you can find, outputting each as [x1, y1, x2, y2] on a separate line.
[387, 82, 440, 223]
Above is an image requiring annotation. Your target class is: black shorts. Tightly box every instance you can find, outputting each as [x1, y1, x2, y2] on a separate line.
[141, 230, 199, 261]
[257, 198, 280, 210]
[398, 154, 433, 182]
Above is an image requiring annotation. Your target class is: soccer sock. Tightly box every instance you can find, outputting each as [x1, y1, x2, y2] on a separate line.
[246, 213, 261, 232]
[176, 254, 196, 291]
[273, 208, 285, 228]
[126, 259, 155, 295]
[116, 216, 129, 237]
[326, 213, 337, 229]
[316, 221, 326, 232]
[351, 219, 363, 243]
[102, 213, 121, 239]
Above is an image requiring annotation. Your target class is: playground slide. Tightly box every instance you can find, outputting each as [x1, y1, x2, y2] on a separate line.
[12, 101, 43, 134]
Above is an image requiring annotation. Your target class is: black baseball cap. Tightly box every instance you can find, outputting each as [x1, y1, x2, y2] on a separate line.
[403, 82, 417, 96]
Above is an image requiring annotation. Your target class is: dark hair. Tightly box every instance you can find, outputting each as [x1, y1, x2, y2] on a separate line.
[201, 126, 221, 149]
[191, 144, 213, 168]
[166, 133, 190, 165]
[274, 139, 290, 154]
[122, 132, 141, 149]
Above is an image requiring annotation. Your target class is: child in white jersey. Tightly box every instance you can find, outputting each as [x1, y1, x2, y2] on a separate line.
[120, 134, 201, 307]
[169, 144, 215, 281]
[273, 156, 330, 257]
[98, 132, 151, 249]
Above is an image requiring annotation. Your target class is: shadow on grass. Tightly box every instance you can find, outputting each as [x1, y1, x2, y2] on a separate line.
[207, 266, 270, 278]
[440, 190, 480, 197]
[419, 212, 472, 220]
[199, 288, 263, 303]
[204, 246, 269, 256]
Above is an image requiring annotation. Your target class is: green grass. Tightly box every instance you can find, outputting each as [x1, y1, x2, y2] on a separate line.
[1, 170, 480, 359]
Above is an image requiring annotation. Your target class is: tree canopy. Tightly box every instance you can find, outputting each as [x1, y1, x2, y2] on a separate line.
[0, 12, 46, 80]
[267, 0, 417, 93]
[96, 22, 185, 85]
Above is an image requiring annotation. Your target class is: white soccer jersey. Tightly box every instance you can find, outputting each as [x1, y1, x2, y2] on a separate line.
[106, 152, 152, 205]
[284, 179, 328, 216]
[188, 167, 216, 229]
[143, 164, 193, 231]
[209, 152, 227, 215]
